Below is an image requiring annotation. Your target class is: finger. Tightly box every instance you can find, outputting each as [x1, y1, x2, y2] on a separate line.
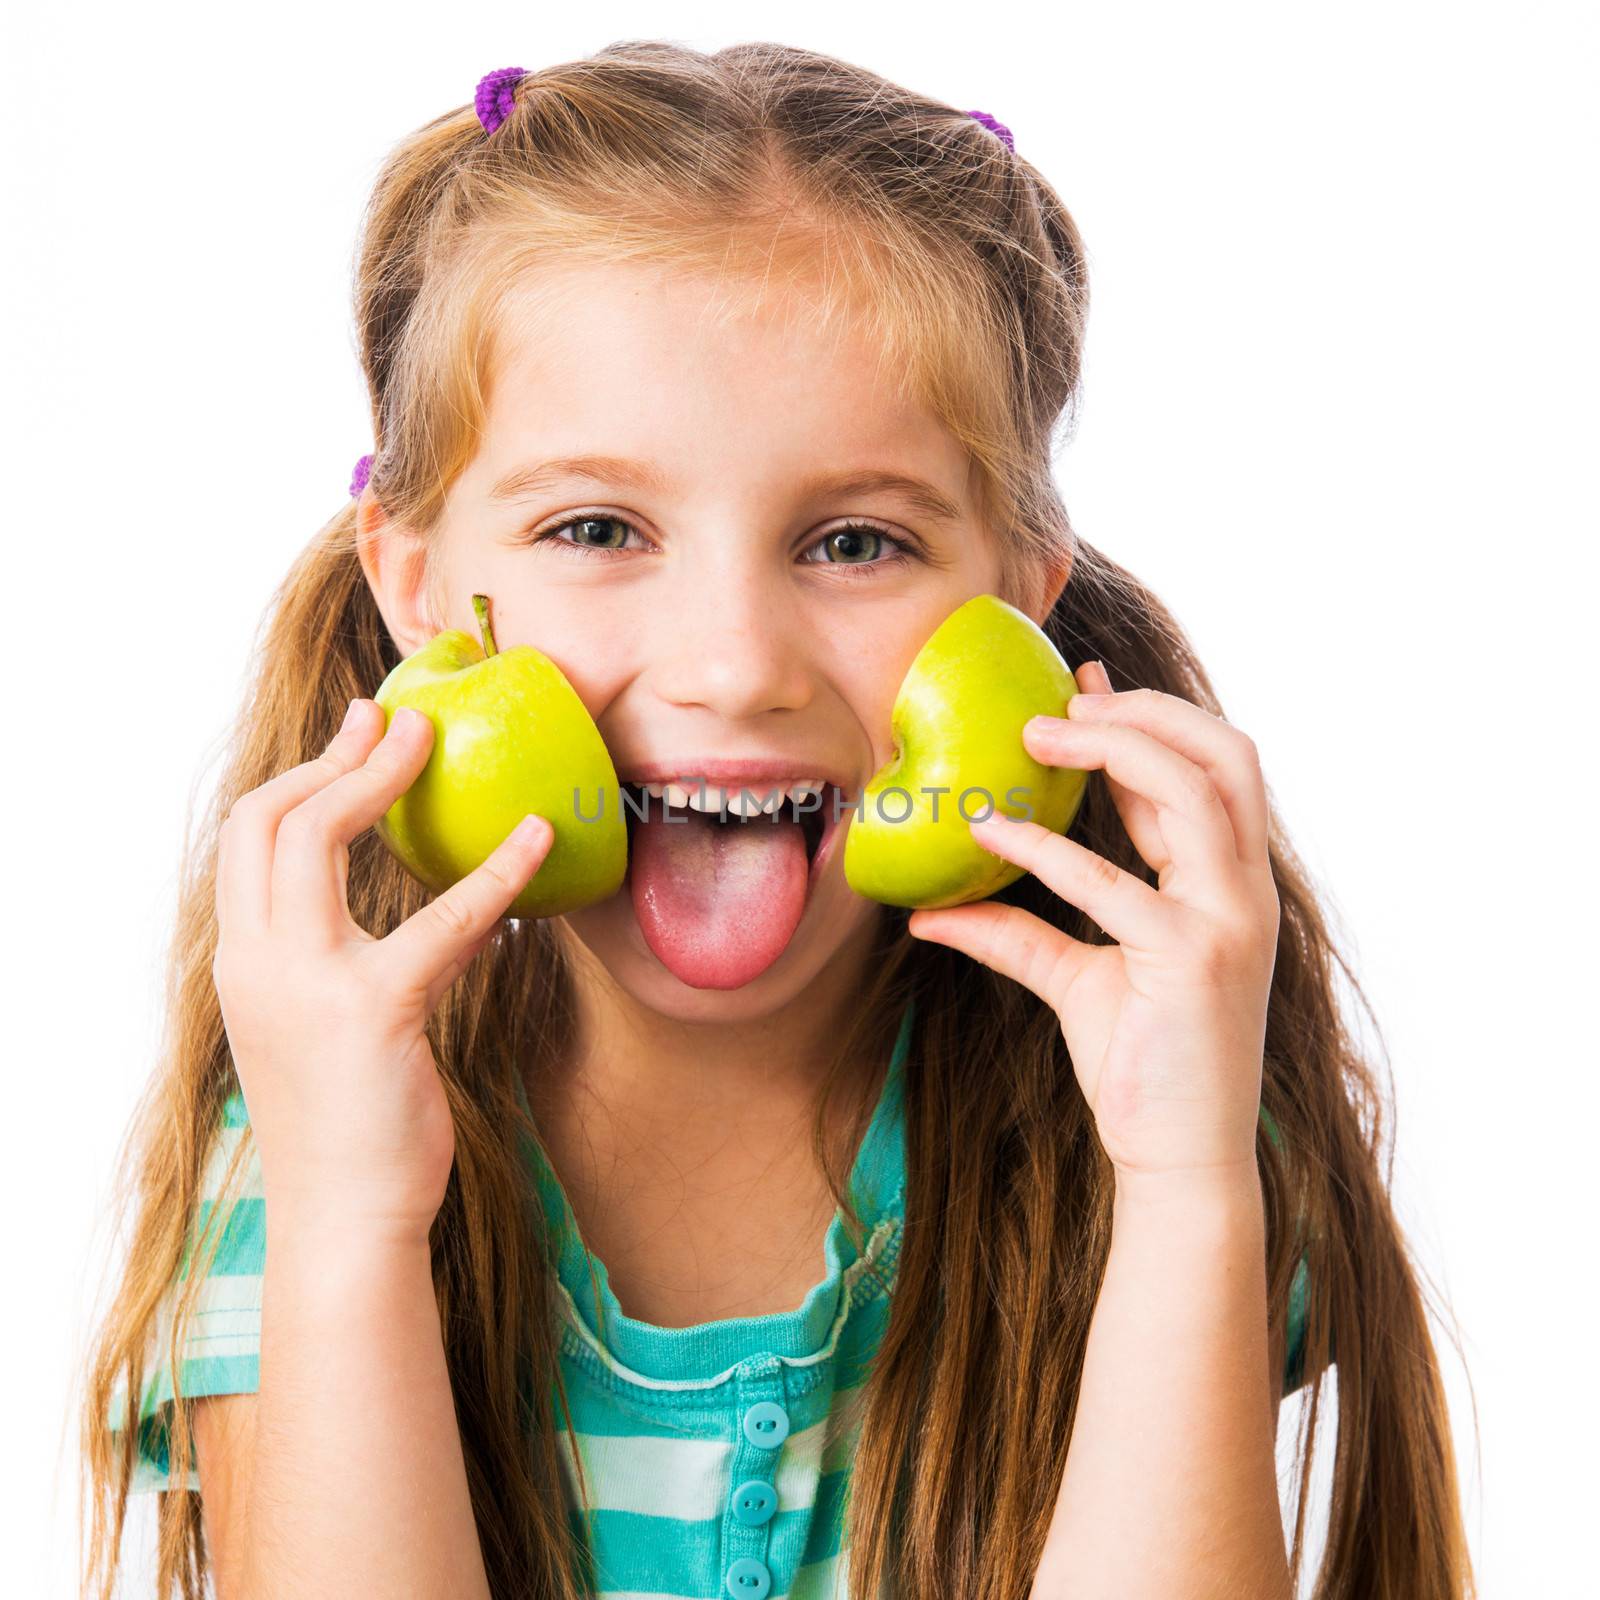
[268, 704, 437, 942]
[907, 898, 1093, 1011]
[1069, 662, 1166, 870]
[965, 813, 1173, 952]
[379, 814, 554, 1011]
[1021, 715, 1241, 912]
[216, 698, 385, 940]
[1052, 681, 1270, 866]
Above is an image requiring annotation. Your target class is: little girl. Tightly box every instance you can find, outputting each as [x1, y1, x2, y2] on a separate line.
[83, 40, 1474, 1600]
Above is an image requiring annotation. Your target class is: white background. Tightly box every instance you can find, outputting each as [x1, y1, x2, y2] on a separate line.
[4, 2, 1593, 1593]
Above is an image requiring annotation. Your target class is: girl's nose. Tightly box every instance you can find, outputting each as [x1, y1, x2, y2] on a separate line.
[644, 567, 816, 720]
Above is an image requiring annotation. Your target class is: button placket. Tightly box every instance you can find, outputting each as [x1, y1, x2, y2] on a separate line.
[721, 1356, 788, 1600]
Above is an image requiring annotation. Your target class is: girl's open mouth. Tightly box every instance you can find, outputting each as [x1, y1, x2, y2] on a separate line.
[618, 781, 849, 989]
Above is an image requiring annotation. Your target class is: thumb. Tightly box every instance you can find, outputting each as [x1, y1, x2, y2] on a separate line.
[380, 814, 553, 1012]
[418, 918, 507, 1017]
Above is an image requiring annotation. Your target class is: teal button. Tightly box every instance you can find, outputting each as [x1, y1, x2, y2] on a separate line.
[732, 1478, 777, 1526]
[742, 1401, 790, 1449]
[726, 1556, 772, 1598]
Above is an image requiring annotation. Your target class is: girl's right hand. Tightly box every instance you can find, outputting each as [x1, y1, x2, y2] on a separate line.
[210, 697, 553, 1240]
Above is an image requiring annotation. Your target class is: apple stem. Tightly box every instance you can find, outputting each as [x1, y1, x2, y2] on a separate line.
[471, 593, 498, 658]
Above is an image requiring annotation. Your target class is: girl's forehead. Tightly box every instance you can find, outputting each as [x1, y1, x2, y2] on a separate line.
[489, 256, 900, 384]
[478, 259, 961, 475]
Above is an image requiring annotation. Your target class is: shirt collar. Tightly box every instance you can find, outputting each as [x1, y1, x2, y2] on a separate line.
[515, 996, 915, 1383]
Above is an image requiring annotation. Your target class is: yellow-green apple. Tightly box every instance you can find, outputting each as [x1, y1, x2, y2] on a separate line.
[843, 593, 1088, 908]
[371, 593, 627, 918]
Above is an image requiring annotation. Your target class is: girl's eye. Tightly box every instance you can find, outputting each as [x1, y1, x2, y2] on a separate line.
[525, 514, 641, 554]
[519, 515, 917, 575]
[801, 523, 915, 574]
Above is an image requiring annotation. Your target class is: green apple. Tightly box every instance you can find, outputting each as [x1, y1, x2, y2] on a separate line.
[843, 593, 1089, 909]
[371, 593, 626, 918]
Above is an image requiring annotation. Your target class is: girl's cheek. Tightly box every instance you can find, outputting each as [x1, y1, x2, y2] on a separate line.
[465, 584, 639, 706]
[843, 630, 912, 721]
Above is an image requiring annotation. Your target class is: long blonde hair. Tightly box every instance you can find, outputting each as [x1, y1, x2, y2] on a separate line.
[82, 39, 1475, 1599]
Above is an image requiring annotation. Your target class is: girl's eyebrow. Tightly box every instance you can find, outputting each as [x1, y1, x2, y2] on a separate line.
[487, 454, 670, 503]
[486, 454, 965, 523]
[812, 468, 965, 524]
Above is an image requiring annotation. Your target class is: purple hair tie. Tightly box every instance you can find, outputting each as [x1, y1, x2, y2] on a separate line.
[965, 109, 1015, 151]
[349, 453, 374, 499]
[476, 67, 527, 135]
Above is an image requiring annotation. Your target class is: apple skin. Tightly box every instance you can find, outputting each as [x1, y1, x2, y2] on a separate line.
[843, 593, 1089, 909]
[371, 618, 626, 919]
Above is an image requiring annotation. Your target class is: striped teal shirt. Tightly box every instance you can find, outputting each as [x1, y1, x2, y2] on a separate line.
[117, 1004, 912, 1600]
[116, 998, 1308, 1599]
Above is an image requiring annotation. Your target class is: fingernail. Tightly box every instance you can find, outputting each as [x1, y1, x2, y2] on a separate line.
[1025, 714, 1062, 733]
[339, 698, 361, 733]
[511, 814, 547, 846]
[389, 707, 424, 736]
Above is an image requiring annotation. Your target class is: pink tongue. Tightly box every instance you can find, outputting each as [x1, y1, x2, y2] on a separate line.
[629, 807, 809, 989]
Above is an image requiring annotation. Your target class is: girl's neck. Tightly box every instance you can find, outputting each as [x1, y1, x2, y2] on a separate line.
[529, 914, 885, 1199]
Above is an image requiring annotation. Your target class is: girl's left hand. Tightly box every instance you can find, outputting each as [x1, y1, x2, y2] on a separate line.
[907, 661, 1280, 1189]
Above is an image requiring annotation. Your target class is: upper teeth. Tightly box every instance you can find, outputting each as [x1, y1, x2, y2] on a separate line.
[639, 780, 825, 817]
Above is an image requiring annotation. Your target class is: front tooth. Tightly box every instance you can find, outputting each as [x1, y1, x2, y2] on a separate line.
[725, 787, 770, 818]
[786, 780, 824, 805]
[684, 784, 725, 814]
[663, 782, 693, 809]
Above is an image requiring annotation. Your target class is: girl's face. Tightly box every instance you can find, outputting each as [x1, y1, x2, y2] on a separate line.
[364, 259, 1022, 1024]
